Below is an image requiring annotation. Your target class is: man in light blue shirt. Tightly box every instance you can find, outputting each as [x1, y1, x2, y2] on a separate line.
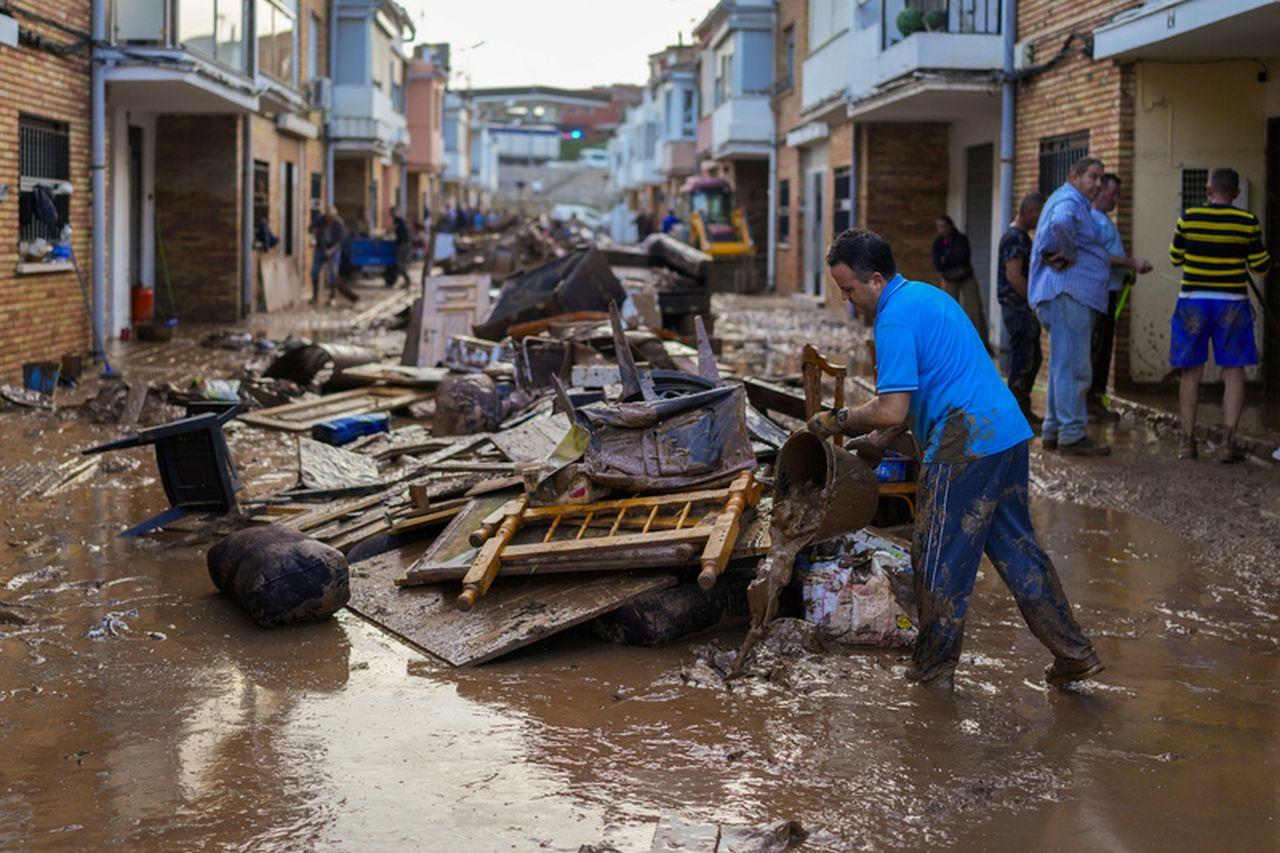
[808, 228, 1102, 689]
[1029, 157, 1111, 456]
[1089, 174, 1152, 419]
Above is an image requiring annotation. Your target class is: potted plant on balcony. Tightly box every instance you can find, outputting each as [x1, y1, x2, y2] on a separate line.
[924, 8, 948, 31]
[896, 7, 925, 38]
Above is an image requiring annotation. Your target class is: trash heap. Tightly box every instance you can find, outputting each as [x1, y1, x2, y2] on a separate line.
[68, 225, 925, 671]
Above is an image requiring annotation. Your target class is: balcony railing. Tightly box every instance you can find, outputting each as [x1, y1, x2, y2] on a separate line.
[111, 0, 249, 74]
[882, 0, 1001, 50]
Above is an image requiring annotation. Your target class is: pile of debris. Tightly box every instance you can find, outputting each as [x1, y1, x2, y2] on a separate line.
[73, 226, 924, 671]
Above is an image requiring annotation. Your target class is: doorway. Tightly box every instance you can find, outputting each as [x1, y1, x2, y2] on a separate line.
[127, 125, 144, 286]
[964, 142, 994, 332]
[804, 168, 826, 296]
[282, 161, 296, 256]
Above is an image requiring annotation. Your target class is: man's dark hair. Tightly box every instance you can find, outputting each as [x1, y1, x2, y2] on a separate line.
[1070, 156, 1103, 177]
[1210, 167, 1240, 195]
[1102, 172, 1121, 188]
[1018, 191, 1045, 215]
[826, 228, 897, 279]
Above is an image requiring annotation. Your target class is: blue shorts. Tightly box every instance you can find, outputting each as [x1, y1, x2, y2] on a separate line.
[1169, 298, 1258, 369]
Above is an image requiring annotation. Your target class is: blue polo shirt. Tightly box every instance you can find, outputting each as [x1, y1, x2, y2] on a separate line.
[875, 274, 1032, 462]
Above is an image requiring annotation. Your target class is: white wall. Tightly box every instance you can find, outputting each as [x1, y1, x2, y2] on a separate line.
[108, 110, 156, 336]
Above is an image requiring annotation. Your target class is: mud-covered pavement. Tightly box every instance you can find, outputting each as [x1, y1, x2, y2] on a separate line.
[2, 294, 1278, 850]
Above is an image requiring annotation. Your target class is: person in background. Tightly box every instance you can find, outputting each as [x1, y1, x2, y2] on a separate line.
[634, 210, 654, 240]
[997, 192, 1045, 427]
[1088, 174, 1152, 423]
[312, 206, 346, 306]
[390, 207, 412, 288]
[661, 208, 680, 234]
[1029, 156, 1111, 457]
[931, 215, 987, 342]
[1168, 167, 1272, 462]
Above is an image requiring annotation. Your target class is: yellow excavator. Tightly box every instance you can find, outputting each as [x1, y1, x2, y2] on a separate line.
[682, 177, 754, 258]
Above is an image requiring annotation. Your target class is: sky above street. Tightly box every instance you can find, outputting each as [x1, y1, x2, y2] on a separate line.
[405, 0, 711, 90]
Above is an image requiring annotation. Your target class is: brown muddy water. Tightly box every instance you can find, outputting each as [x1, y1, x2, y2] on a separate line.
[2, 329, 1279, 849]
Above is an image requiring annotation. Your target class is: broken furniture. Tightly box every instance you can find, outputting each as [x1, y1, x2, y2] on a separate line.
[82, 408, 242, 537]
[802, 343, 846, 448]
[403, 274, 492, 368]
[474, 248, 625, 341]
[447, 470, 764, 610]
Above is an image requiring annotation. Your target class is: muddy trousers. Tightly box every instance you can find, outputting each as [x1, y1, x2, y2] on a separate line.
[1002, 303, 1042, 415]
[910, 441, 1095, 682]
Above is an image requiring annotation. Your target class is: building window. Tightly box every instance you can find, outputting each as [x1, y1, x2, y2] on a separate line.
[778, 179, 791, 244]
[308, 10, 321, 78]
[1037, 131, 1090, 196]
[257, 0, 298, 86]
[177, 0, 246, 72]
[310, 172, 323, 213]
[18, 116, 71, 247]
[253, 160, 270, 247]
[715, 46, 733, 107]
[810, 0, 850, 49]
[1180, 167, 1209, 210]
[780, 25, 795, 92]
[681, 89, 696, 137]
[833, 166, 851, 236]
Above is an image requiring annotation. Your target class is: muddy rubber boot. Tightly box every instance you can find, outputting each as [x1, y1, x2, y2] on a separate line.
[1059, 436, 1111, 457]
[1217, 431, 1245, 464]
[1087, 397, 1121, 424]
[1177, 434, 1198, 460]
[1045, 652, 1105, 687]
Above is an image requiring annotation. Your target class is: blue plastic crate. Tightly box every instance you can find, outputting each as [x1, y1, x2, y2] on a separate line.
[347, 238, 397, 267]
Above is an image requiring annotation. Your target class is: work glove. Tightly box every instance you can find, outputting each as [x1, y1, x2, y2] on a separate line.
[846, 435, 887, 467]
[806, 410, 841, 439]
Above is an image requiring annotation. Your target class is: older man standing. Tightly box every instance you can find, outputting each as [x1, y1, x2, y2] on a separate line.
[1029, 157, 1112, 456]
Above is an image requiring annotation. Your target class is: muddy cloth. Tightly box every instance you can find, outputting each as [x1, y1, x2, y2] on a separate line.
[578, 385, 756, 492]
[910, 440, 1095, 683]
[208, 527, 350, 628]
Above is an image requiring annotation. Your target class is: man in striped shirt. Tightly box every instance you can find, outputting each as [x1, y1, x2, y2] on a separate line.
[1169, 167, 1272, 462]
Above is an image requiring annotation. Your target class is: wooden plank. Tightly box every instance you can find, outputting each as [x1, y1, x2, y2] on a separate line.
[240, 387, 430, 432]
[340, 363, 450, 388]
[347, 547, 678, 666]
[488, 413, 570, 463]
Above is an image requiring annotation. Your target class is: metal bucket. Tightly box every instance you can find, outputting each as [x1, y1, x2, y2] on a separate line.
[775, 431, 880, 543]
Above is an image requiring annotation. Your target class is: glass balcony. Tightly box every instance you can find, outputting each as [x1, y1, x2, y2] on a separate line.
[111, 0, 249, 74]
[882, 0, 1001, 49]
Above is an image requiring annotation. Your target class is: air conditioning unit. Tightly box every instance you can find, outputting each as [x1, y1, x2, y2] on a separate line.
[308, 77, 332, 111]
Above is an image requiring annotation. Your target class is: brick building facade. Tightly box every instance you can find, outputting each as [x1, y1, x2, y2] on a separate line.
[0, 1, 93, 381]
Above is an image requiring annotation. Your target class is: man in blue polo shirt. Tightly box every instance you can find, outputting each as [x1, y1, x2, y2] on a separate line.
[808, 228, 1103, 689]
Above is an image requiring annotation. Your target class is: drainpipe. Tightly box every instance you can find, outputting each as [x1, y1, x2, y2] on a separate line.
[90, 0, 106, 355]
[325, 0, 337, 208]
[999, 0, 1016, 230]
[242, 115, 254, 317]
[766, 134, 777, 292]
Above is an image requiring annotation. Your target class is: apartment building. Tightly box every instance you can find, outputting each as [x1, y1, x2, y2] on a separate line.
[100, 0, 333, 325]
[406, 42, 448, 224]
[774, 0, 1003, 318]
[330, 0, 414, 235]
[693, 0, 775, 284]
[1, 1, 93, 380]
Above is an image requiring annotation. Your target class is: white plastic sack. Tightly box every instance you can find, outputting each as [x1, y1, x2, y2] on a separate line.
[799, 534, 917, 648]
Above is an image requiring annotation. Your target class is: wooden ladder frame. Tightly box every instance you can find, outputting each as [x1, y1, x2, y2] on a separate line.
[455, 471, 763, 610]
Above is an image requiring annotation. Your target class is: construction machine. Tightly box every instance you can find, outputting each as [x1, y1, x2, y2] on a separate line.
[678, 176, 758, 293]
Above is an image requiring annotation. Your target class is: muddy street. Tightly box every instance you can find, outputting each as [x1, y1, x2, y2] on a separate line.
[1, 294, 1277, 851]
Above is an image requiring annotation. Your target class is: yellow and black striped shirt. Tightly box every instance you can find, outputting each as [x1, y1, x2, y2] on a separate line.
[1169, 204, 1271, 298]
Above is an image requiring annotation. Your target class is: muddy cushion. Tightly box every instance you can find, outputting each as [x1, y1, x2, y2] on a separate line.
[208, 527, 350, 627]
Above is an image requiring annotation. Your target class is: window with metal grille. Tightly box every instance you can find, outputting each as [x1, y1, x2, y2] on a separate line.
[1037, 131, 1089, 196]
[778, 179, 791, 244]
[1180, 168, 1209, 210]
[833, 166, 852, 236]
[18, 116, 71, 245]
[310, 172, 322, 212]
